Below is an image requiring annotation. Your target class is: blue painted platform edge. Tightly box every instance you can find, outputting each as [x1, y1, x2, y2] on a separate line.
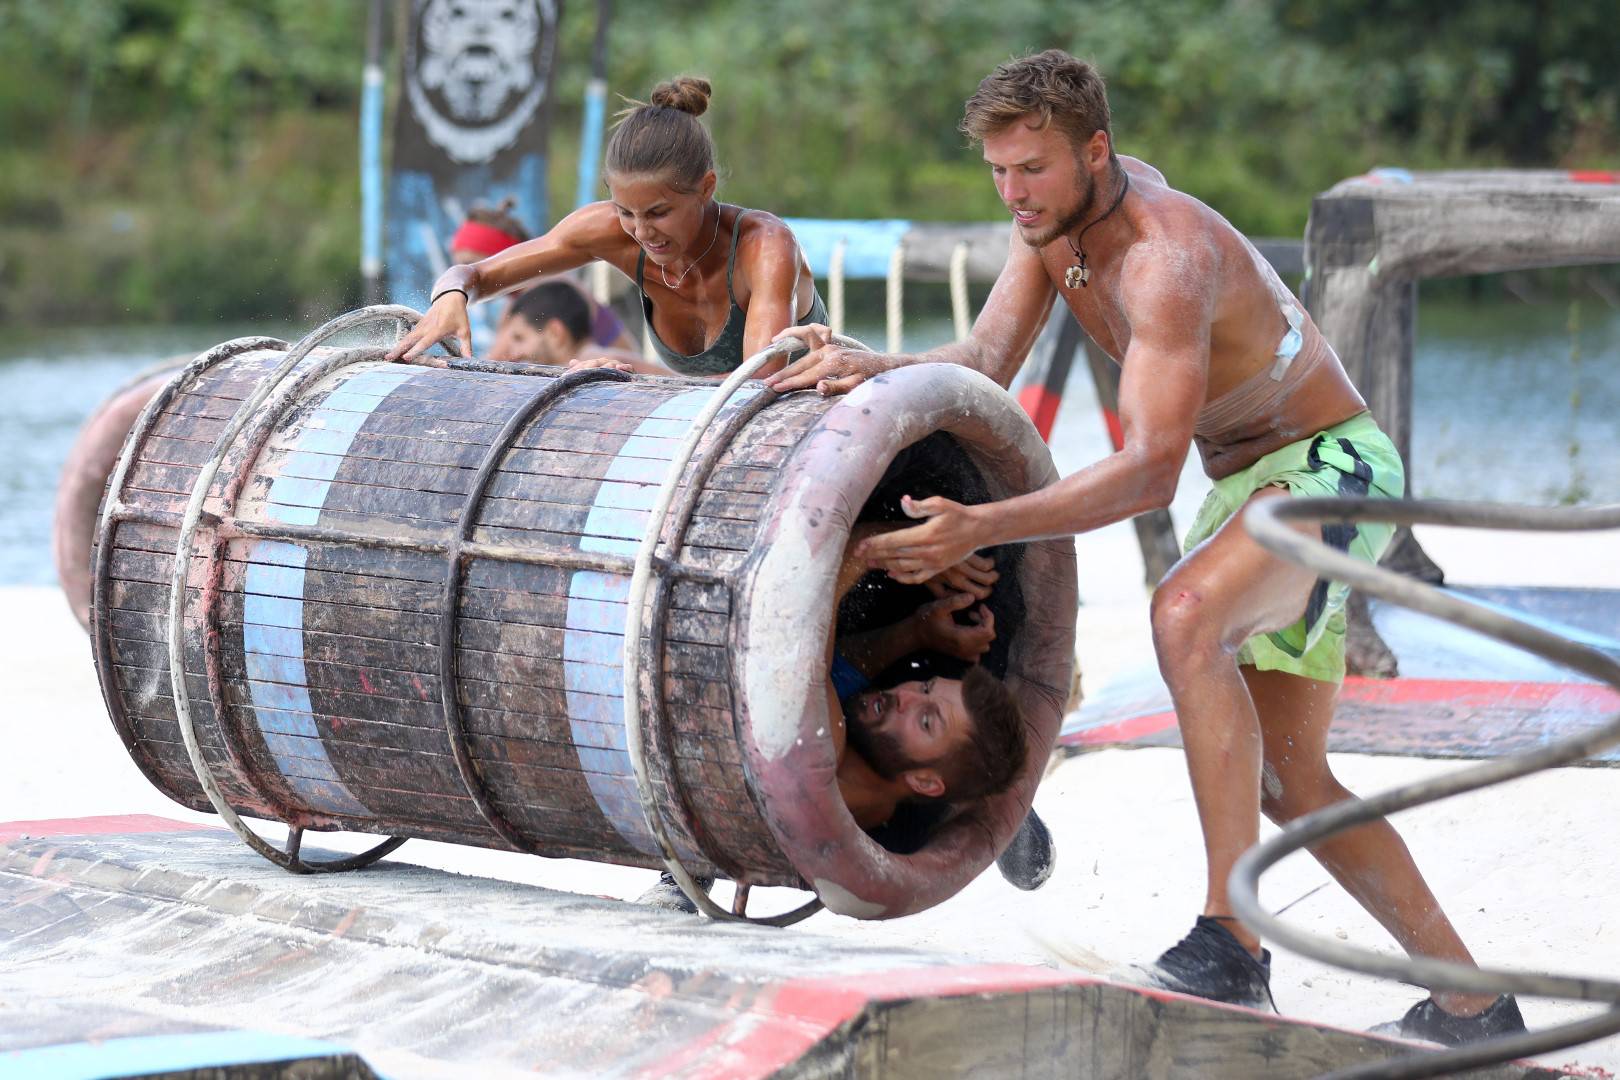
[0, 1031, 387, 1080]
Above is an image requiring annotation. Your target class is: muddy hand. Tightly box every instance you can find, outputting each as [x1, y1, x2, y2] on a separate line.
[924, 552, 999, 601]
[915, 591, 997, 662]
[566, 356, 635, 374]
[765, 324, 888, 396]
[856, 494, 987, 584]
[387, 292, 471, 361]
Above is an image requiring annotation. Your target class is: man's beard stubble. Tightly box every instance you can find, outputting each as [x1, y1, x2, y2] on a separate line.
[842, 693, 917, 781]
[1019, 167, 1096, 250]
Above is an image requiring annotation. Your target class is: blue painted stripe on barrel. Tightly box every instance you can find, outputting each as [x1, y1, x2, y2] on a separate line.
[276, 449, 345, 483]
[581, 388, 716, 556]
[243, 651, 306, 687]
[240, 365, 413, 818]
[563, 570, 658, 855]
[241, 624, 304, 658]
[570, 720, 629, 750]
[242, 587, 304, 629]
[557, 387, 761, 859]
[560, 630, 621, 666]
[563, 661, 622, 696]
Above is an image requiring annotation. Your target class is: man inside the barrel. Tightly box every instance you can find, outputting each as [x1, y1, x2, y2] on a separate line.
[639, 525, 1030, 913]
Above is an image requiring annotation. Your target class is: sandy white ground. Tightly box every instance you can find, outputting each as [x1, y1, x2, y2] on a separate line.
[4, 523, 1618, 1075]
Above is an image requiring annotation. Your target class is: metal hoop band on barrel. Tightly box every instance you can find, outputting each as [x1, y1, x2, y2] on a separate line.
[92, 336, 289, 806]
[438, 367, 632, 855]
[164, 306, 449, 874]
[638, 383, 781, 883]
[621, 337, 831, 926]
[1231, 497, 1620, 1079]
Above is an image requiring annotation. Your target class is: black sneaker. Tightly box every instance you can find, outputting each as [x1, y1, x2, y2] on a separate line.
[635, 871, 713, 915]
[1371, 994, 1527, 1046]
[997, 809, 1056, 891]
[1124, 916, 1277, 1011]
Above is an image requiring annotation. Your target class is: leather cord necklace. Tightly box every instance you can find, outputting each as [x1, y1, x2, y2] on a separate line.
[1064, 169, 1130, 289]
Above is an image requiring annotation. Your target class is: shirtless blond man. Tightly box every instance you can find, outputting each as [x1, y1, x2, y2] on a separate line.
[768, 50, 1523, 1045]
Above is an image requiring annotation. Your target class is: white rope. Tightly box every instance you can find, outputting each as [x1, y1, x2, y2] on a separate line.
[828, 237, 847, 335]
[949, 241, 971, 342]
[886, 240, 905, 354]
[588, 259, 612, 306]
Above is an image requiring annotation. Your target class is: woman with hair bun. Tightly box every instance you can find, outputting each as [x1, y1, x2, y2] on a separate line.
[390, 76, 828, 378]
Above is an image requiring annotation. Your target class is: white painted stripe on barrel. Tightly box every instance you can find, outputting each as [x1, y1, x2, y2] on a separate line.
[241, 365, 413, 818]
[564, 386, 759, 855]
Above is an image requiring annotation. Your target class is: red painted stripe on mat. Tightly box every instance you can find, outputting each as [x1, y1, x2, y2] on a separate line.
[1569, 170, 1618, 183]
[1059, 678, 1620, 748]
[642, 964, 1100, 1080]
[1339, 676, 1620, 710]
[0, 815, 214, 842]
[1060, 709, 1176, 746]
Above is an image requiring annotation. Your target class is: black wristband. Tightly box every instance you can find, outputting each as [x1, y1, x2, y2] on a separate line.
[430, 287, 469, 305]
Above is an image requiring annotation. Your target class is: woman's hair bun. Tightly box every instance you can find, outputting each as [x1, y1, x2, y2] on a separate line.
[648, 76, 712, 117]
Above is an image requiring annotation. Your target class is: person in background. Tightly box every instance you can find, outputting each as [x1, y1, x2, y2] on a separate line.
[487, 281, 640, 369]
[449, 198, 636, 357]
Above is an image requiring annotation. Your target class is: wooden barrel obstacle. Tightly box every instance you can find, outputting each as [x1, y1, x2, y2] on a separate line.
[90, 308, 1077, 922]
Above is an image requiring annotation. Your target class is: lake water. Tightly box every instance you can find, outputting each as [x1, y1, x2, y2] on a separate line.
[0, 298, 1615, 587]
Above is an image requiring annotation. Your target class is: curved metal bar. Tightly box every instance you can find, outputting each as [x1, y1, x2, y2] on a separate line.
[621, 339, 824, 926]
[196, 344, 389, 827]
[92, 336, 288, 808]
[639, 384, 780, 884]
[1229, 496, 1620, 1078]
[165, 307, 431, 874]
[438, 367, 631, 854]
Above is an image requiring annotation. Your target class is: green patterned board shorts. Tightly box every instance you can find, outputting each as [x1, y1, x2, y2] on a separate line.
[1182, 411, 1405, 684]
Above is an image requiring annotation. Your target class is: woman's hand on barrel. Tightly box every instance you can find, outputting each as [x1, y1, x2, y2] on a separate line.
[856, 494, 988, 585]
[765, 324, 895, 396]
[566, 355, 635, 374]
[913, 591, 996, 662]
[923, 553, 998, 601]
[387, 291, 472, 361]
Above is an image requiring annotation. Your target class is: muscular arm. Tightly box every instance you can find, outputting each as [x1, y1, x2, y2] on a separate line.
[735, 218, 809, 378]
[764, 227, 1055, 394]
[388, 204, 625, 360]
[858, 236, 1217, 579]
[976, 239, 1211, 541]
[446, 203, 623, 302]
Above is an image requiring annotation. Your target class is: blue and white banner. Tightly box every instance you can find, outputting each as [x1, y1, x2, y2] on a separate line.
[386, 0, 560, 322]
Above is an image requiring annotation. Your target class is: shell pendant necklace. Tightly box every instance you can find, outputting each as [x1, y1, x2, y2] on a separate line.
[660, 203, 722, 290]
[1064, 170, 1130, 290]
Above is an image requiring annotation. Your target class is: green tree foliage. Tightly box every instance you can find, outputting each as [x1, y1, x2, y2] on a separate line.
[0, 0, 366, 323]
[0, 0, 1614, 325]
[1274, 0, 1620, 164]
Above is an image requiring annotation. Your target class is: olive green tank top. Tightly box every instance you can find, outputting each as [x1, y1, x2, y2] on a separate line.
[635, 208, 829, 377]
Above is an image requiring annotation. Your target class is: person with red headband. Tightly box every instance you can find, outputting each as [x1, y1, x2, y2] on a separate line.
[448, 206, 526, 265]
[388, 76, 829, 379]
